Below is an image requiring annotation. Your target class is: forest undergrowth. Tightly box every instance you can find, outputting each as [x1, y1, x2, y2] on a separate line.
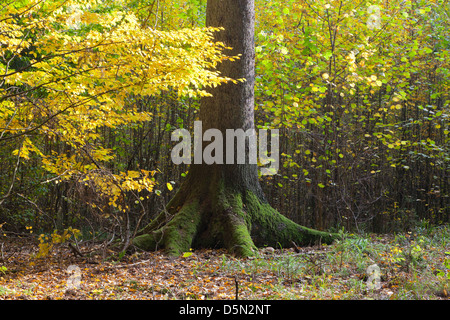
[1, 223, 449, 300]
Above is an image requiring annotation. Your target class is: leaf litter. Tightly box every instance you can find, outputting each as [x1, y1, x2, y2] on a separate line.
[0, 233, 449, 300]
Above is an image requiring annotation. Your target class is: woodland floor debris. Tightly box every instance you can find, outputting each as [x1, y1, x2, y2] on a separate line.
[0, 231, 449, 300]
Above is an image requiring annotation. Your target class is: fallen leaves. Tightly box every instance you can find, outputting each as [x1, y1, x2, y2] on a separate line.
[0, 239, 280, 300]
[1, 233, 449, 300]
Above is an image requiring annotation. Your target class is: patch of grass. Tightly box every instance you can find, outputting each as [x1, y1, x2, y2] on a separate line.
[0, 285, 12, 296]
[214, 223, 450, 300]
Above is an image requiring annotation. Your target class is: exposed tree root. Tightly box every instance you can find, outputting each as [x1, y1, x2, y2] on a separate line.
[133, 172, 337, 257]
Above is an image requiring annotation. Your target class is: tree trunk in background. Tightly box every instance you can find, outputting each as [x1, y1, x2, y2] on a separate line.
[133, 0, 336, 256]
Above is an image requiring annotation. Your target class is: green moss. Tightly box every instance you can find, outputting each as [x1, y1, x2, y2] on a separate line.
[226, 217, 256, 257]
[132, 229, 162, 251]
[244, 191, 337, 248]
[217, 189, 256, 256]
[133, 200, 202, 256]
[162, 200, 202, 256]
[134, 179, 337, 258]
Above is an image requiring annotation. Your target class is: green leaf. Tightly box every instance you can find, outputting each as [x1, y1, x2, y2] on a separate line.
[423, 47, 433, 54]
[323, 51, 333, 60]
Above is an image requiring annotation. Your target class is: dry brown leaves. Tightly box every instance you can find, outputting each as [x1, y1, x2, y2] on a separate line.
[0, 238, 282, 300]
[2, 235, 449, 301]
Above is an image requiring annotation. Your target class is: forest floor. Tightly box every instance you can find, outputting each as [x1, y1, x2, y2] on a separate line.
[0, 226, 449, 300]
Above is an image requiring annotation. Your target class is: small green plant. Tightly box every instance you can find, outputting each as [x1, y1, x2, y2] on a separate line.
[436, 254, 450, 297]
[437, 254, 450, 280]
[0, 285, 11, 296]
[0, 266, 7, 275]
[276, 253, 304, 280]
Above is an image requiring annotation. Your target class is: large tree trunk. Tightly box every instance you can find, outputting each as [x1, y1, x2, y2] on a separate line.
[133, 0, 336, 256]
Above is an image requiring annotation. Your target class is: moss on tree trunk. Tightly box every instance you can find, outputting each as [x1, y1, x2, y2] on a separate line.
[133, 165, 337, 257]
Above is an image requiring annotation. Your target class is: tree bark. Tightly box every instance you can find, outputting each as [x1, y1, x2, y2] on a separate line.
[133, 0, 337, 256]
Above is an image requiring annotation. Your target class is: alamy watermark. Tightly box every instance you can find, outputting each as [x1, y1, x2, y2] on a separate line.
[66, 5, 83, 30]
[367, 5, 382, 30]
[366, 264, 381, 290]
[66, 264, 81, 291]
[170, 121, 279, 176]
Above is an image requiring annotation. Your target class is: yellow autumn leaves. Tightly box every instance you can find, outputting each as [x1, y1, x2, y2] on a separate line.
[35, 227, 81, 258]
[1, 0, 234, 207]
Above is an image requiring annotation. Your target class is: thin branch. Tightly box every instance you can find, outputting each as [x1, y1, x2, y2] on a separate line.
[0, 85, 129, 143]
[0, 40, 122, 80]
[0, 140, 22, 205]
[0, 103, 19, 140]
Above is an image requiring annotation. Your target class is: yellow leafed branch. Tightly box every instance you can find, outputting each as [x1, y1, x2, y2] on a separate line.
[0, 0, 235, 207]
